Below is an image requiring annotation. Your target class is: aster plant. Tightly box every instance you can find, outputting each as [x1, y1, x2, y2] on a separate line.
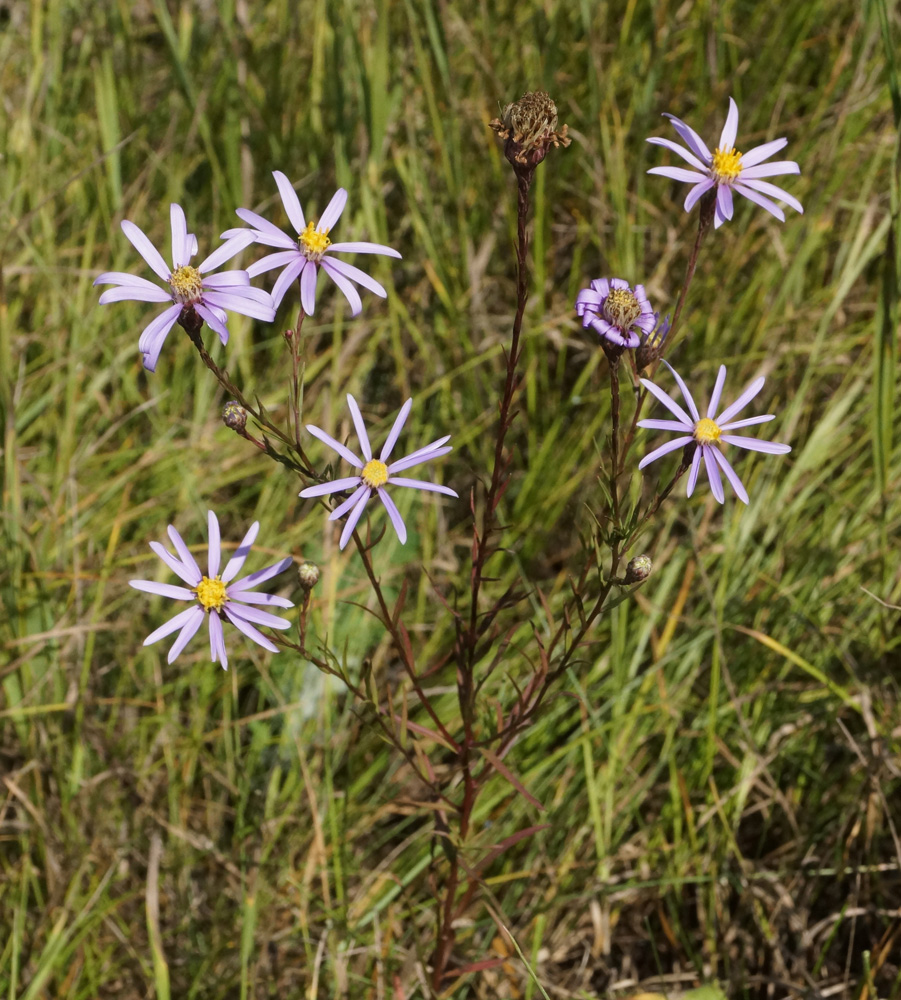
[299, 395, 458, 549]
[224, 171, 401, 316]
[638, 363, 792, 503]
[647, 96, 803, 229]
[575, 277, 657, 348]
[129, 511, 294, 669]
[94, 204, 275, 371]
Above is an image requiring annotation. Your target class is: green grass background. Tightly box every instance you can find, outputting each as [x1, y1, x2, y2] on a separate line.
[2, 0, 901, 997]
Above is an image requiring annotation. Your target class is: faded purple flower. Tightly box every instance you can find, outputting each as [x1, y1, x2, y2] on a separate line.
[637, 363, 791, 504]
[94, 205, 275, 372]
[575, 278, 656, 348]
[224, 171, 401, 316]
[647, 97, 803, 228]
[299, 394, 458, 549]
[130, 511, 294, 669]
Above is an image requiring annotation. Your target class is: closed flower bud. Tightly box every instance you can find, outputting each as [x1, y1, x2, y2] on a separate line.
[298, 561, 320, 590]
[624, 555, 652, 584]
[222, 401, 248, 432]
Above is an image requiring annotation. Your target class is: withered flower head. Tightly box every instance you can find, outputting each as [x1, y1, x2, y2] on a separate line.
[489, 91, 571, 170]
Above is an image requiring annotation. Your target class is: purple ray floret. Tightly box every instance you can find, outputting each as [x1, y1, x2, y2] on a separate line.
[636, 362, 791, 504]
[129, 511, 294, 669]
[299, 394, 458, 549]
[574, 277, 656, 348]
[647, 97, 803, 229]
[94, 204, 275, 372]
[222, 171, 402, 317]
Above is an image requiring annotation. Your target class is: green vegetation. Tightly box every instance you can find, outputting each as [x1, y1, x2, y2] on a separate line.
[2, 1, 900, 997]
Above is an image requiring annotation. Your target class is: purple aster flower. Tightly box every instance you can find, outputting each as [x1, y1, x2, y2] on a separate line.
[94, 204, 276, 372]
[223, 171, 401, 316]
[299, 394, 458, 549]
[129, 511, 294, 669]
[575, 278, 656, 348]
[637, 363, 791, 504]
[647, 97, 803, 229]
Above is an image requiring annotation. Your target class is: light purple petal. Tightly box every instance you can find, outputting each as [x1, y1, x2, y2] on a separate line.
[712, 449, 749, 504]
[306, 424, 363, 468]
[198, 231, 256, 273]
[638, 435, 694, 470]
[143, 605, 203, 647]
[230, 591, 294, 609]
[228, 557, 294, 594]
[388, 477, 458, 497]
[717, 185, 734, 222]
[732, 183, 786, 222]
[684, 178, 716, 212]
[203, 270, 250, 287]
[707, 366, 728, 418]
[646, 136, 708, 171]
[716, 376, 766, 424]
[224, 602, 291, 630]
[206, 511, 221, 577]
[703, 447, 725, 503]
[636, 418, 693, 432]
[639, 379, 695, 426]
[647, 166, 709, 184]
[741, 137, 788, 168]
[166, 526, 202, 582]
[299, 476, 364, 498]
[339, 489, 372, 549]
[300, 261, 318, 315]
[329, 240, 402, 258]
[209, 612, 228, 669]
[346, 394, 372, 461]
[99, 284, 173, 304]
[247, 249, 301, 278]
[387, 445, 453, 474]
[719, 414, 775, 431]
[661, 113, 712, 162]
[322, 256, 387, 298]
[273, 170, 306, 232]
[170, 204, 190, 268]
[235, 208, 296, 246]
[664, 363, 702, 421]
[222, 607, 280, 653]
[203, 290, 275, 322]
[379, 489, 407, 544]
[218, 521, 259, 583]
[329, 484, 370, 521]
[318, 188, 348, 232]
[121, 219, 170, 281]
[194, 303, 230, 345]
[720, 435, 791, 454]
[738, 178, 803, 214]
[380, 398, 412, 462]
[139, 304, 182, 372]
[719, 98, 739, 151]
[94, 270, 161, 289]
[320, 259, 362, 316]
[167, 608, 206, 663]
[686, 448, 703, 497]
[129, 580, 196, 601]
[270, 257, 307, 310]
[739, 161, 800, 179]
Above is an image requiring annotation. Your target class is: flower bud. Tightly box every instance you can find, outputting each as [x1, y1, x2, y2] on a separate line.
[623, 555, 652, 584]
[635, 316, 671, 372]
[222, 401, 248, 432]
[297, 561, 320, 590]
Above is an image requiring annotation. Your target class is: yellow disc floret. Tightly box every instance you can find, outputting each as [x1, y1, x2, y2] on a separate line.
[694, 418, 722, 446]
[299, 221, 331, 261]
[603, 287, 641, 329]
[195, 575, 228, 612]
[168, 264, 204, 303]
[361, 459, 389, 488]
[711, 146, 743, 183]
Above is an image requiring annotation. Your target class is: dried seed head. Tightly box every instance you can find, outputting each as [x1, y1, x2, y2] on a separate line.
[489, 91, 571, 170]
[623, 555, 652, 584]
[298, 561, 320, 590]
[222, 400, 248, 432]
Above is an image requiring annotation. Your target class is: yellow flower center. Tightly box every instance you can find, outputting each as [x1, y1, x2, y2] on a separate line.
[195, 575, 228, 612]
[603, 287, 641, 329]
[694, 418, 722, 446]
[168, 264, 204, 303]
[361, 459, 389, 488]
[711, 146, 743, 182]
[298, 221, 331, 261]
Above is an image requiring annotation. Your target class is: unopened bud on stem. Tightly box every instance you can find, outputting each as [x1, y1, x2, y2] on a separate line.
[623, 555, 652, 584]
[298, 561, 320, 590]
[222, 400, 248, 432]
